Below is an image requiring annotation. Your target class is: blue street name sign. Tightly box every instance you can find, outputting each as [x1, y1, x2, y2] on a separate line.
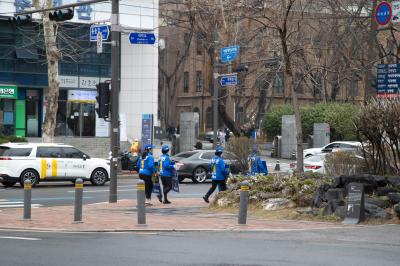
[90, 25, 109, 42]
[375, 2, 392, 26]
[221, 46, 239, 63]
[220, 74, 238, 87]
[129, 32, 156, 44]
[376, 63, 400, 97]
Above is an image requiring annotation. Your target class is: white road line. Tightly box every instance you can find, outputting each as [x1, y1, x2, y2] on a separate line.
[0, 204, 42, 208]
[0, 236, 41, 241]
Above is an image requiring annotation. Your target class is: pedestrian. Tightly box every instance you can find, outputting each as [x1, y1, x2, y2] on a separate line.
[158, 145, 175, 204]
[224, 128, 230, 143]
[247, 146, 269, 176]
[203, 147, 229, 203]
[137, 144, 156, 205]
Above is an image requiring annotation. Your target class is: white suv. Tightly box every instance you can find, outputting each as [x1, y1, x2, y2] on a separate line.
[0, 143, 110, 187]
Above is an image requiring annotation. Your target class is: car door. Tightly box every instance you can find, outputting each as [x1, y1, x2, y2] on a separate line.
[321, 143, 340, 153]
[61, 147, 87, 178]
[36, 147, 65, 179]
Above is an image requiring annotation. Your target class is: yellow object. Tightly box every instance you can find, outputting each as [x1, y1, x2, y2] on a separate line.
[141, 160, 144, 169]
[41, 159, 47, 179]
[159, 160, 163, 171]
[137, 183, 145, 190]
[241, 185, 250, 191]
[213, 163, 216, 173]
[24, 183, 32, 189]
[51, 159, 57, 176]
[130, 141, 140, 154]
[75, 183, 84, 189]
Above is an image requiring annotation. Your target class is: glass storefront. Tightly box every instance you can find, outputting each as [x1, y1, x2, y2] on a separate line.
[0, 99, 15, 136]
[55, 89, 97, 137]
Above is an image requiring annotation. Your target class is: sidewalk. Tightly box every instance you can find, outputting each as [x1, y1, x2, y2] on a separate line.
[0, 198, 350, 232]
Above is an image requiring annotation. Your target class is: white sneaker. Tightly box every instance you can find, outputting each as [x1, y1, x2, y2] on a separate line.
[145, 199, 152, 206]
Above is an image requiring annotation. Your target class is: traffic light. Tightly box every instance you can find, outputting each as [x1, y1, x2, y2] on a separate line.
[95, 82, 110, 119]
[8, 15, 32, 25]
[49, 8, 74, 22]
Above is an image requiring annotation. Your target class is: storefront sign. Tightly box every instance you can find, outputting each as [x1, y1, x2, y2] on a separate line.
[79, 77, 99, 89]
[0, 85, 18, 99]
[67, 90, 96, 102]
[59, 76, 79, 88]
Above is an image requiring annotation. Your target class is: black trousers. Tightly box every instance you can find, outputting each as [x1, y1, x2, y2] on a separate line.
[205, 179, 227, 199]
[160, 175, 172, 200]
[139, 173, 153, 199]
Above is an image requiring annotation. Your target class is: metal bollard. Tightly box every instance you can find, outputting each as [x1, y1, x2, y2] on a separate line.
[137, 180, 146, 225]
[274, 160, 280, 171]
[74, 178, 83, 223]
[23, 179, 32, 220]
[238, 181, 250, 225]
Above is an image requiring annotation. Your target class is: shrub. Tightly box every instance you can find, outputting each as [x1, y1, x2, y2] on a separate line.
[261, 103, 360, 141]
[225, 137, 255, 172]
[324, 152, 367, 176]
[0, 136, 27, 144]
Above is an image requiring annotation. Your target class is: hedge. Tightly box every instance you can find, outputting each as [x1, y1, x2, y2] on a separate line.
[261, 103, 360, 141]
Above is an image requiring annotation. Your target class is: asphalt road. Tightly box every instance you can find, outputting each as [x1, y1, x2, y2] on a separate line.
[0, 225, 399, 266]
[0, 178, 209, 208]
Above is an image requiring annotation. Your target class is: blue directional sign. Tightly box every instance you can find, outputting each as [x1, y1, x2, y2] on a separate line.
[375, 2, 392, 26]
[220, 74, 238, 87]
[221, 46, 239, 63]
[90, 25, 109, 42]
[129, 32, 156, 45]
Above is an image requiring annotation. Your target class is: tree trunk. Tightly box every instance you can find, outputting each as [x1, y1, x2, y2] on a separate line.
[36, 0, 60, 143]
[290, 74, 303, 172]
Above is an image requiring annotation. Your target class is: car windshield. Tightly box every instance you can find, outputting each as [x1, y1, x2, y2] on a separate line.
[173, 151, 197, 158]
[0, 146, 32, 157]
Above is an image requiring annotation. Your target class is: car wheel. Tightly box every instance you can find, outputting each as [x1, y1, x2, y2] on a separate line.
[1, 181, 17, 187]
[192, 167, 207, 183]
[90, 168, 108, 186]
[19, 169, 39, 187]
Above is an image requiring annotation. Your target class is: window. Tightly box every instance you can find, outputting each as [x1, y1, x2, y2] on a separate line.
[312, 73, 322, 95]
[183, 72, 189, 93]
[0, 147, 32, 157]
[184, 33, 190, 48]
[200, 152, 214, 160]
[274, 72, 284, 93]
[348, 79, 359, 97]
[295, 73, 303, 93]
[36, 147, 63, 158]
[62, 147, 86, 158]
[196, 71, 203, 92]
[196, 36, 203, 55]
[206, 107, 212, 129]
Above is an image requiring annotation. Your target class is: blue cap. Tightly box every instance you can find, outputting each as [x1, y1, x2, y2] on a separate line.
[216, 147, 224, 153]
[144, 144, 153, 151]
[161, 145, 169, 152]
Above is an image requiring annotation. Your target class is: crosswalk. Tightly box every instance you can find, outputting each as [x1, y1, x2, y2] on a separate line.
[0, 199, 42, 209]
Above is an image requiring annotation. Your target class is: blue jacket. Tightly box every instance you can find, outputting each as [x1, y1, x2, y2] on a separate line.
[210, 155, 229, 180]
[159, 154, 175, 177]
[247, 154, 269, 176]
[138, 153, 156, 176]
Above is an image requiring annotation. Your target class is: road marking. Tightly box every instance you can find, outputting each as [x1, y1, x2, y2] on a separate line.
[67, 188, 136, 193]
[0, 200, 42, 209]
[0, 236, 41, 241]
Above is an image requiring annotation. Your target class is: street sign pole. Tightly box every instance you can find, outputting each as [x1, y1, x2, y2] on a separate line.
[109, 0, 120, 203]
[97, 31, 103, 54]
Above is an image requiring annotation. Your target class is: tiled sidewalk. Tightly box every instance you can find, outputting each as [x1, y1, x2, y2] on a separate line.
[0, 198, 348, 232]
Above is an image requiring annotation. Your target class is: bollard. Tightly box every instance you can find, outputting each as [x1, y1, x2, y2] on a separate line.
[74, 178, 83, 223]
[23, 179, 32, 220]
[137, 180, 146, 225]
[274, 160, 280, 171]
[238, 181, 250, 225]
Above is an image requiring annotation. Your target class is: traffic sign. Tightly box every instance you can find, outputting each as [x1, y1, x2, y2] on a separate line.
[97, 32, 103, 54]
[219, 74, 238, 87]
[392, 1, 400, 23]
[129, 32, 156, 44]
[375, 1, 392, 26]
[90, 24, 109, 42]
[221, 46, 239, 63]
[376, 63, 400, 98]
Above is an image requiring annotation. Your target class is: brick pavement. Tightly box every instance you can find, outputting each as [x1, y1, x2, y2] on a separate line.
[0, 198, 352, 232]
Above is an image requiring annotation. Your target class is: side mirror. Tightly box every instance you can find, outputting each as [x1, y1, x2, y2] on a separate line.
[83, 154, 87, 161]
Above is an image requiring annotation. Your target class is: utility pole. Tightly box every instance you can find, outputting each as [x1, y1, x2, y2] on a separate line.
[109, 0, 120, 203]
[212, 25, 219, 149]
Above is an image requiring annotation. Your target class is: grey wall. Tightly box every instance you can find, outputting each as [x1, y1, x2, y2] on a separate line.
[313, 123, 330, 148]
[179, 112, 199, 153]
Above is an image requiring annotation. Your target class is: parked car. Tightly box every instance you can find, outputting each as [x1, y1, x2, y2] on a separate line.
[303, 141, 361, 158]
[172, 150, 242, 183]
[0, 143, 110, 187]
